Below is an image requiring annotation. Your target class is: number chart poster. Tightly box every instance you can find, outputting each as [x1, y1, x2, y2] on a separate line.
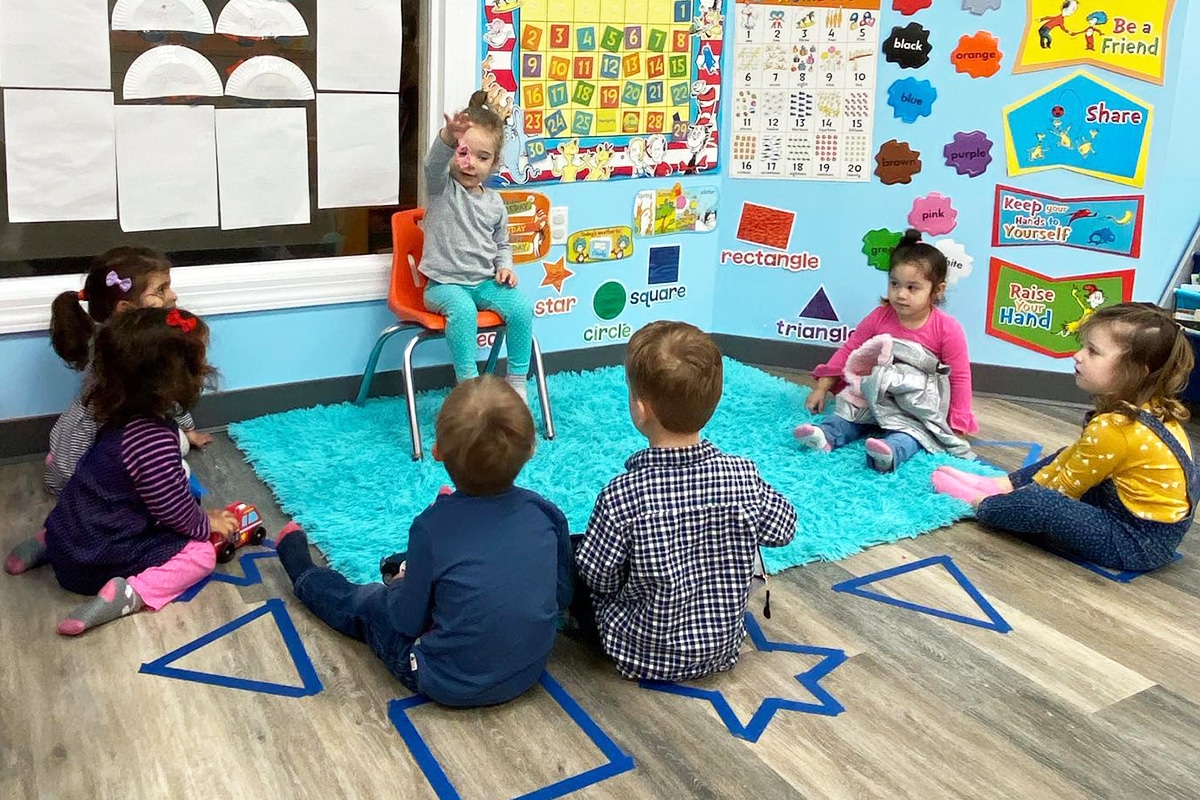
[730, 0, 881, 182]
[1013, 0, 1176, 85]
[985, 257, 1134, 358]
[481, 0, 725, 185]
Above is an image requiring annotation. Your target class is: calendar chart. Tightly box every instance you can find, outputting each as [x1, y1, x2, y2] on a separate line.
[482, 0, 725, 184]
[730, 0, 880, 182]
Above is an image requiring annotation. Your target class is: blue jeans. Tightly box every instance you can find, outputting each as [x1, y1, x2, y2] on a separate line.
[423, 279, 534, 381]
[818, 415, 922, 472]
[292, 566, 420, 692]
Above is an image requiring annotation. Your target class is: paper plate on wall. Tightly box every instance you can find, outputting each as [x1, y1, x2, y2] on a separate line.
[123, 46, 224, 99]
[111, 0, 215, 34]
[215, 0, 309, 38]
[226, 56, 314, 100]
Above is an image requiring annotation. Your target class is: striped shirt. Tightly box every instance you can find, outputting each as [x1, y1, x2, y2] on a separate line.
[44, 416, 209, 595]
[45, 365, 196, 495]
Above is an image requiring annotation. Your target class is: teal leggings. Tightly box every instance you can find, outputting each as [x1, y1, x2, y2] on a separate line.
[424, 279, 534, 381]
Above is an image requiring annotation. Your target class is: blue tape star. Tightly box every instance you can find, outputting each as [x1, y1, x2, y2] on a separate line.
[640, 614, 847, 743]
[962, 0, 1002, 15]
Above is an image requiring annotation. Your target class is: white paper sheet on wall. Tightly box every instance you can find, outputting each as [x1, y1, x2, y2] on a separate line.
[115, 105, 218, 232]
[0, 0, 111, 90]
[215, 107, 310, 231]
[3, 89, 117, 223]
[316, 93, 399, 209]
[316, 0, 403, 93]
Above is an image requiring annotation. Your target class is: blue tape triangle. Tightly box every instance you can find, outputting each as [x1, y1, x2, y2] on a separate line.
[832, 555, 1012, 633]
[139, 598, 323, 697]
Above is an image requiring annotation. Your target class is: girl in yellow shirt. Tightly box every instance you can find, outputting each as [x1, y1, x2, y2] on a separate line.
[933, 303, 1197, 572]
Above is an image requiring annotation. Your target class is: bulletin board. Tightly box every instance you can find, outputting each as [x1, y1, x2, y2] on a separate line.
[480, 0, 725, 184]
[0, 0, 418, 279]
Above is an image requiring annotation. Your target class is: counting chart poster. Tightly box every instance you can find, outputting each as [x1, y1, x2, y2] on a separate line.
[481, 0, 725, 184]
[729, 0, 881, 182]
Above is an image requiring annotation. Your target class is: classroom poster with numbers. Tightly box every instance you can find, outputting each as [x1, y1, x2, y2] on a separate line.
[730, 0, 880, 181]
[481, 0, 725, 184]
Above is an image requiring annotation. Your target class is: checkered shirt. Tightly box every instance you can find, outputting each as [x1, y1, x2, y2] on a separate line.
[575, 440, 796, 681]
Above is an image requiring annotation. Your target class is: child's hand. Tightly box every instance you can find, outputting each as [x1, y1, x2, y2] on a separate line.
[207, 509, 238, 537]
[496, 268, 518, 287]
[804, 389, 828, 414]
[186, 429, 214, 449]
[441, 112, 471, 146]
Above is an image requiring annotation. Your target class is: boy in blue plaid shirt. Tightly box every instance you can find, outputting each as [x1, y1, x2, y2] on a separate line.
[573, 321, 797, 682]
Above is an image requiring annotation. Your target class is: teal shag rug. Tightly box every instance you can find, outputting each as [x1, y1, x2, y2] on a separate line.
[229, 359, 988, 584]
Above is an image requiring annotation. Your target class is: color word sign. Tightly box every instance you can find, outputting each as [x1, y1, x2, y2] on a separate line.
[730, 0, 880, 182]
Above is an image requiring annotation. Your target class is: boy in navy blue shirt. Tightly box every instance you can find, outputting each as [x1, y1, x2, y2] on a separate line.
[275, 375, 572, 707]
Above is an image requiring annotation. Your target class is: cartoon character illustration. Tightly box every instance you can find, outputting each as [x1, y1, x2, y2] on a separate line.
[584, 143, 615, 181]
[613, 234, 631, 259]
[1072, 10, 1107, 50]
[769, 10, 785, 31]
[1088, 227, 1117, 246]
[797, 11, 816, 30]
[1076, 129, 1098, 158]
[694, 0, 724, 39]
[498, 107, 541, 185]
[483, 18, 510, 49]
[680, 124, 713, 174]
[571, 237, 588, 263]
[690, 80, 719, 126]
[739, 4, 757, 30]
[1038, 0, 1078, 49]
[490, 0, 521, 12]
[1061, 282, 1106, 337]
[627, 137, 650, 178]
[634, 192, 655, 235]
[696, 43, 719, 76]
[644, 133, 673, 178]
[479, 60, 513, 121]
[1067, 208, 1097, 224]
[1109, 209, 1135, 225]
[551, 139, 585, 182]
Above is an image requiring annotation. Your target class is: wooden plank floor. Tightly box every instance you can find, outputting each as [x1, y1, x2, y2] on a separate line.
[4, 378, 1200, 799]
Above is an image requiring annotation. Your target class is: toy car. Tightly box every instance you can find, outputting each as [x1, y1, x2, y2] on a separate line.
[209, 501, 268, 563]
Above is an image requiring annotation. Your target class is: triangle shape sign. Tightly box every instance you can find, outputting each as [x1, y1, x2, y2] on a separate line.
[831, 555, 1011, 633]
[799, 286, 838, 322]
[140, 598, 323, 696]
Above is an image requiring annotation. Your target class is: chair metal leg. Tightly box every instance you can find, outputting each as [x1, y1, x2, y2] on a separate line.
[531, 335, 555, 441]
[484, 328, 507, 375]
[355, 323, 410, 406]
[402, 333, 427, 460]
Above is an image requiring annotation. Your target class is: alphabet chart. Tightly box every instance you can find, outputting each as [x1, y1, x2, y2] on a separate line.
[730, 0, 880, 182]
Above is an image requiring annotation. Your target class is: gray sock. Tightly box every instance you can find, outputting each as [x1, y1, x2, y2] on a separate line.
[57, 577, 144, 636]
[504, 373, 529, 402]
[5, 533, 47, 575]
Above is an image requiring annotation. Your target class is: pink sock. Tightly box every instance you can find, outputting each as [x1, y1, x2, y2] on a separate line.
[936, 466, 1005, 495]
[932, 471, 985, 505]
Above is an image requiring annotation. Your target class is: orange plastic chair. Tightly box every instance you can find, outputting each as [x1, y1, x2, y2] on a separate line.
[355, 209, 555, 459]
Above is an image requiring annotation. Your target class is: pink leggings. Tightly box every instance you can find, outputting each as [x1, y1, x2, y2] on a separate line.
[127, 539, 216, 610]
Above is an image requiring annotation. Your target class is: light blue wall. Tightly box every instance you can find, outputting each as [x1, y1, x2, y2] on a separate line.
[713, 2, 1200, 373]
[2, 2, 1196, 423]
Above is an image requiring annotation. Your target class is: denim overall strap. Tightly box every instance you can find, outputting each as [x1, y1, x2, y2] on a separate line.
[1135, 410, 1199, 515]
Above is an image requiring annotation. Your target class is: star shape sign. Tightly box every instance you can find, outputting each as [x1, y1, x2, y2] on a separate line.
[541, 256, 574, 294]
[640, 614, 847, 742]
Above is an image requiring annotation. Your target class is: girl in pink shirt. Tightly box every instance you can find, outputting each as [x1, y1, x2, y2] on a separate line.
[794, 230, 978, 472]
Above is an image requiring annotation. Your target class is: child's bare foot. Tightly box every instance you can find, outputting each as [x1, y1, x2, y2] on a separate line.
[57, 577, 144, 635]
[5, 530, 47, 575]
[793, 424, 830, 452]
